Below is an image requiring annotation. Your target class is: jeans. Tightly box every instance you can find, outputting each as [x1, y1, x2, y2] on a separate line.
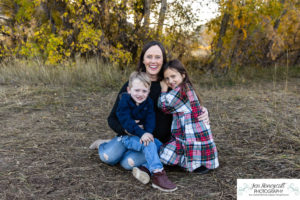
[121, 135, 163, 172]
[98, 136, 163, 172]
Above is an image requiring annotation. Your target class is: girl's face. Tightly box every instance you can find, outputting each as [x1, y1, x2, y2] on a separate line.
[143, 45, 163, 81]
[163, 68, 185, 89]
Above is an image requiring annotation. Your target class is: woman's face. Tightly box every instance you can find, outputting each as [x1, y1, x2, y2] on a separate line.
[143, 45, 163, 80]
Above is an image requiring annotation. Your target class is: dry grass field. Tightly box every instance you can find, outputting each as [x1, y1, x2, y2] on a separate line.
[0, 63, 299, 199]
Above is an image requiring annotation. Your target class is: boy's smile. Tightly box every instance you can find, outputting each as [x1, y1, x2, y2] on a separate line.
[127, 79, 150, 105]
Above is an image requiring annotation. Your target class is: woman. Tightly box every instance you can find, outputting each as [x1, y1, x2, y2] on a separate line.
[90, 41, 210, 171]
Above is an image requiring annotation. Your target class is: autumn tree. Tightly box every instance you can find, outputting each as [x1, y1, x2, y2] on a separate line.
[207, 0, 300, 72]
[0, 0, 203, 66]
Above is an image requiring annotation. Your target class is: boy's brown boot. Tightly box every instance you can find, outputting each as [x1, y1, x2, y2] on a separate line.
[152, 170, 177, 192]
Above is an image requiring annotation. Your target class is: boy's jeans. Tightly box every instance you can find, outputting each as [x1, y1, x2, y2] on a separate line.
[121, 135, 163, 173]
[98, 136, 163, 172]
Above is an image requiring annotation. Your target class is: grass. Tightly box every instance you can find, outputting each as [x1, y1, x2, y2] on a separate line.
[0, 58, 133, 91]
[0, 59, 299, 199]
[188, 64, 300, 89]
[1, 58, 299, 90]
[0, 78, 299, 199]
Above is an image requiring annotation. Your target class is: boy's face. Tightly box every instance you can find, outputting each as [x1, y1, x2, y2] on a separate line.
[127, 79, 150, 104]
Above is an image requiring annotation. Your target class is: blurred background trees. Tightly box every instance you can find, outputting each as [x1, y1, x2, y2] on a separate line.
[208, 0, 300, 73]
[0, 0, 299, 72]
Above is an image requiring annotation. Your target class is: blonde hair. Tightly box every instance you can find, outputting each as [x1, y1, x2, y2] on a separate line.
[128, 71, 151, 88]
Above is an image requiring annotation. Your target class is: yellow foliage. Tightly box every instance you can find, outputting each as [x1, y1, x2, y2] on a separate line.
[241, 28, 247, 40]
[207, 0, 300, 68]
[1, 0, 297, 68]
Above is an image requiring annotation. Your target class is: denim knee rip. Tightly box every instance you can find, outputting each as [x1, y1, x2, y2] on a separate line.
[127, 158, 135, 167]
[103, 153, 109, 160]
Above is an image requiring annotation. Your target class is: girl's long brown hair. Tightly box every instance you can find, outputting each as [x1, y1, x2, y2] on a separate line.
[162, 59, 203, 105]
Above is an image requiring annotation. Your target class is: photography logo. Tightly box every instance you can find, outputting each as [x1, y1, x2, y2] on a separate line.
[237, 179, 300, 200]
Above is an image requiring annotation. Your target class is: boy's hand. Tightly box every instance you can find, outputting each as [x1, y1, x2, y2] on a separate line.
[160, 80, 168, 92]
[140, 133, 154, 146]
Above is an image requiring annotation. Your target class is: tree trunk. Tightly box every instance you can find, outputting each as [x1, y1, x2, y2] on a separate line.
[118, 0, 128, 40]
[230, 2, 245, 68]
[99, 0, 110, 30]
[119, 0, 128, 25]
[42, 0, 56, 34]
[133, 1, 143, 30]
[156, 0, 167, 38]
[209, 12, 230, 72]
[264, 0, 287, 64]
[143, 0, 152, 39]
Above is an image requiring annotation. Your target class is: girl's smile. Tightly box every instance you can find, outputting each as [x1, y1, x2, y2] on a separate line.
[163, 68, 185, 89]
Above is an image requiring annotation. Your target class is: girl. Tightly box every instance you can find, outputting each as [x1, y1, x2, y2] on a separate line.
[158, 59, 219, 173]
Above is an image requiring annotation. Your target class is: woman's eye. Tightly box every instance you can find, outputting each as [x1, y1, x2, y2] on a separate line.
[155, 56, 161, 59]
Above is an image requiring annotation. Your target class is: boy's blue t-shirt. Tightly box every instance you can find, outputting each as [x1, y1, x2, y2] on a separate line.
[116, 93, 156, 137]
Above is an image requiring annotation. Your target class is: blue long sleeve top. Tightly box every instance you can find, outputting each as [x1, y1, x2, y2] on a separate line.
[116, 93, 156, 137]
[108, 81, 172, 143]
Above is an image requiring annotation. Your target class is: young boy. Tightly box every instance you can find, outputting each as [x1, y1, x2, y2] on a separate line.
[116, 71, 177, 192]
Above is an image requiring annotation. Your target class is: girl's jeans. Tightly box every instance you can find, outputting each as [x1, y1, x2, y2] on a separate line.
[98, 136, 163, 172]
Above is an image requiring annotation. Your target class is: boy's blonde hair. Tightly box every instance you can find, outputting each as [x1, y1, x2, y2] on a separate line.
[128, 71, 151, 88]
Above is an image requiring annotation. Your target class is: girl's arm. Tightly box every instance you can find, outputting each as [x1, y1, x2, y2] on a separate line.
[158, 86, 188, 114]
[107, 82, 128, 135]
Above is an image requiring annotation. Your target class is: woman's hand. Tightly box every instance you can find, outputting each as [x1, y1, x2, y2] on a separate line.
[140, 133, 154, 146]
[160, 80, 168, 92]
[198, 107, 210, 125]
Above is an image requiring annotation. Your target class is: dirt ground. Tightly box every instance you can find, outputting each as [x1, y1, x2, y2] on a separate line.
[0, 79, 299, 200]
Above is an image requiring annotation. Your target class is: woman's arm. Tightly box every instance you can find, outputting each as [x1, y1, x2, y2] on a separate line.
[143, 98, 156, 134]
[107, 82, 128, 135]
[198, 107, 210, 125]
